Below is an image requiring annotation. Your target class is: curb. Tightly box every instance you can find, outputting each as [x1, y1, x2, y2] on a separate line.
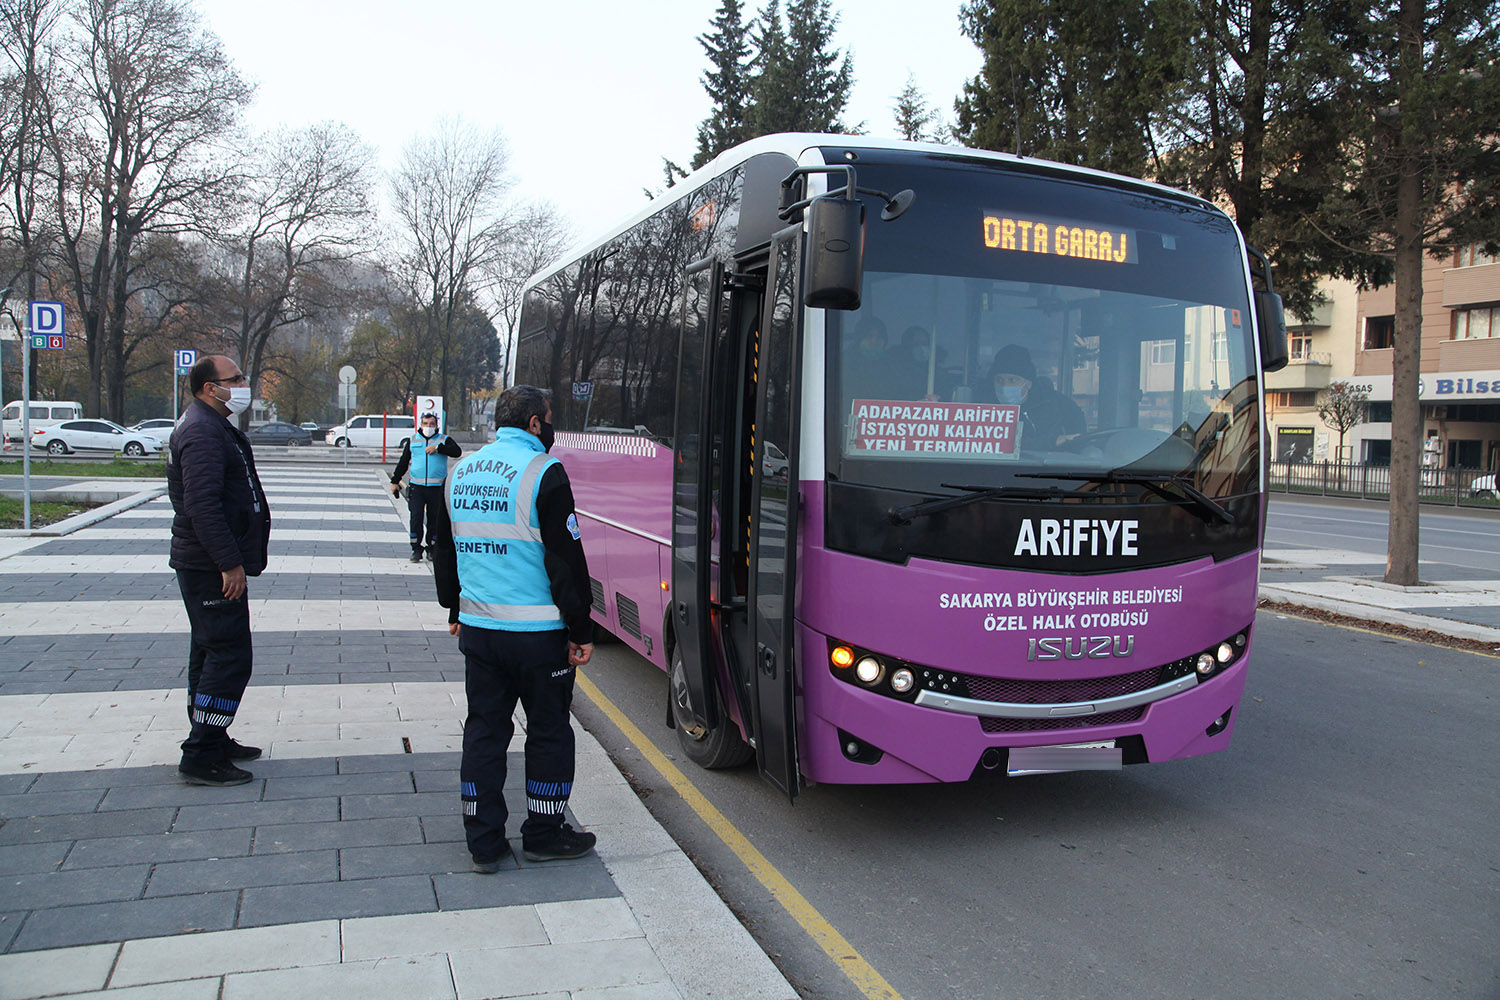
[0, 485, 166, 537]
[1258, 584, 1500, 645]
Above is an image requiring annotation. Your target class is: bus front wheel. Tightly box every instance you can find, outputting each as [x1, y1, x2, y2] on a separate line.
[670, 647, 753, 770]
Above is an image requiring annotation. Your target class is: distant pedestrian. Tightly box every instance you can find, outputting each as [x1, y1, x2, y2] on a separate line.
[390, 411, 462, 562]
[166, 355, 270, 786]
[430, 385, 596, 873]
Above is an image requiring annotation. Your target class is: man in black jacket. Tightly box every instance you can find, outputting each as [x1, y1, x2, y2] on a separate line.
[167, 355, 271, 786]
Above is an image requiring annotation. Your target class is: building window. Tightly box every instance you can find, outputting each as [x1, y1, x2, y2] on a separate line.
[1366, 401, 1392, 422]
[1453, 306, 1497, 340]
[1289, 331, 1313, 360]
[1457, 243, 1498, 268]
[1364, 315, 1395, 350]
[1272, 391, 1318, 408]
[1149, 340, 1175, 365]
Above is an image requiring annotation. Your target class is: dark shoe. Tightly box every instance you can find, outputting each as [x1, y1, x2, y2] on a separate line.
[471, 844, 513, 874]
[225, 738, 262, 761]
[409, 551, 423, 562]
[424, 551, 433, 562]
[522, 823, 596, 862]
[179, 759, 253, 786]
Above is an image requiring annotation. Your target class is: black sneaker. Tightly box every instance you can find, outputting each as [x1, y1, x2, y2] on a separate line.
[225, 738, 261, 761]
[471, 843, 513, 874]
[522, 823, 596, 862]
[179, 759, 253, 786]
[409, 551, 423, 562]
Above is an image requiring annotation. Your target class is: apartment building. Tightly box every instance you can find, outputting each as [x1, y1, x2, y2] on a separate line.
[1262, 244, 1500, 473]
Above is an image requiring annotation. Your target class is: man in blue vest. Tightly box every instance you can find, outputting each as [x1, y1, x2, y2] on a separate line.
[391, 411, 462, 562]
[430, 385, 596, 873]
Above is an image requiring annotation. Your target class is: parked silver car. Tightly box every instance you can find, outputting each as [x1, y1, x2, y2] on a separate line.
[31, 419, 164, 456]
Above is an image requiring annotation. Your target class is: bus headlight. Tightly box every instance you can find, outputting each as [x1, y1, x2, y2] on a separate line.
[830, 645, 854, 669]
[890, 667, 915, 693]
[854, 656, 883, 685]
[1215, 642, 1234, 663]
[1195, 653, 1216, 675]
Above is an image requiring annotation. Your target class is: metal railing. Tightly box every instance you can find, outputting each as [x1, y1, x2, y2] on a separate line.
[1267, 460, 1499, 508]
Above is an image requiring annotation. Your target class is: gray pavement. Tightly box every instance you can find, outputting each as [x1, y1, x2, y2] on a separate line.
[0, 466, 795, 999]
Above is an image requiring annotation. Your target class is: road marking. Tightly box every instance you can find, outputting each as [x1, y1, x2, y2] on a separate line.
[575, 671, 907, 1000]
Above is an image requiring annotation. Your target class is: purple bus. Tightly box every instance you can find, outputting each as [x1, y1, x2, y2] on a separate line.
[516, 134, 1287, 799]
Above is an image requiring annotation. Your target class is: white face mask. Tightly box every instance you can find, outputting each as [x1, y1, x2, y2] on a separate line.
[221, 385, 252, 415]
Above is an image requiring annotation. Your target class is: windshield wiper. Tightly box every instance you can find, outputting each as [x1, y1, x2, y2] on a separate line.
[1015, 472, 1235, 526]
[888, 482, 1099, 526]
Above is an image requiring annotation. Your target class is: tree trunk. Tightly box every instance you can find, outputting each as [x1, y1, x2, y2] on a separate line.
[1384, 0, 1423, 586]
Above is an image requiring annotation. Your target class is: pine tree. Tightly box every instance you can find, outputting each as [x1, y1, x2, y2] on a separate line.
[892, 73, 939, 141]
[692, 0, 756, 169]
[747, 0, 854, 135]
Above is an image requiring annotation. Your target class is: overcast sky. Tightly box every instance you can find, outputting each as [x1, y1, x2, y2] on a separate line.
[193, 0, 983, 244]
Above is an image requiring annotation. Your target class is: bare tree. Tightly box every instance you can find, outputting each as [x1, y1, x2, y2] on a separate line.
[1315, 379, 1369, 473]
[0, 0, 63, 396]
[40, 0, 252, 420]
[211, 122, 375, 428]
[485, 200, 569, 383]
[390, 119, 514, 414]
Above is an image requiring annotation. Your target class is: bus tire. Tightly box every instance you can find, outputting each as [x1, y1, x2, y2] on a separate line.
[670, 646, 753, 770]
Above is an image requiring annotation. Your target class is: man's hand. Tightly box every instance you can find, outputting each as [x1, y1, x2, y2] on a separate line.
[390, 481, 401, 494]
[568, 642, 594, 667]
[448, 622, 460, 636]
[425, 443, 438, 454]
[221, 565, 247, 600]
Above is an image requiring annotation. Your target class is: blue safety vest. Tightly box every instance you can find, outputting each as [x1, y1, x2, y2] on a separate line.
[446, 427, 563, 631]
[406, 434, 450, 486]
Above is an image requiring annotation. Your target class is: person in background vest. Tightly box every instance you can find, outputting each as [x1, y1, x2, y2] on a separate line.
[429, 385, 596, 873]
[391, 411, 462, 562]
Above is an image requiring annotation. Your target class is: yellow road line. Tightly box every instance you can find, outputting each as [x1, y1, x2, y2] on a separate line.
[576, 670, 906, 1000]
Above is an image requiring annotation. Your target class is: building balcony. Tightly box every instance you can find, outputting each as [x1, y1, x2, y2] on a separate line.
[1287, 300, 1334, 329]
[1265, 354, 1333, 391]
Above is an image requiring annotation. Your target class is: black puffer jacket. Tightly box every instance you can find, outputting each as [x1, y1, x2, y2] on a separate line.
[167, 398, 271, 575]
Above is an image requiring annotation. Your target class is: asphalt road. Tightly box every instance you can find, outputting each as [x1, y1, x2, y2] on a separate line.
[1266, 496, 1500, 578]
[572, 612, 1499, 1000]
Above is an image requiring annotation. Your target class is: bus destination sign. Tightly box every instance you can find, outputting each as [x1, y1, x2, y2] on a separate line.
[848, 399, 1021, 458]
[983, 213, 1137, 264]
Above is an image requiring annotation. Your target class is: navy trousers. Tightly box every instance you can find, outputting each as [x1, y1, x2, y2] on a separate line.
[407, 483, 443, 555]
[458, 626, 576, 860]
[175, 569, 254, 765]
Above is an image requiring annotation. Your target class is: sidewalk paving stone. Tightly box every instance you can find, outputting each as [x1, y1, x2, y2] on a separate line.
[62, 828, 252, 869]
[171, 795, 337, 832]
[144, 849, 338, 897]
[0, 941, 118, 998]
[0, 807, 174, 846]
[5, 865, 149, 909]
[251, 816, 424, 855]
[219, 954, 455, 1000]
[110, 921, 340, 987]
[237, 873, 438, 926]
[10, 890, 239, 952]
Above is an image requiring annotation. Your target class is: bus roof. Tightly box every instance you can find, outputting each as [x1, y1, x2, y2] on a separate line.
[524, 132, 1225, 293]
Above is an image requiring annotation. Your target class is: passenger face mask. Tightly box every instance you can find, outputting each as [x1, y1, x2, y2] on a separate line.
[538, 420, 555, 452]
[220, 385, 252, 415]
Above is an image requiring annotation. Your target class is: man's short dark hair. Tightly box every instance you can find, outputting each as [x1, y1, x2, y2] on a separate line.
[494, 385, 551, 430]
[189, 356, 222, 395]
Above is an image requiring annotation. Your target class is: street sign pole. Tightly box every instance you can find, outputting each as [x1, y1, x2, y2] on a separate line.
[338, 365, 356, 469]
[19, 313, 30, 531]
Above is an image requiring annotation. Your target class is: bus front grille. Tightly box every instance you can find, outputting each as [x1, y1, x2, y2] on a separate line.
[981, 707, 1146, 733]
[965, 665, 1169, 705]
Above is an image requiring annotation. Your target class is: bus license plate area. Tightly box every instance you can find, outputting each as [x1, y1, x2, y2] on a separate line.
[1007, 741, 1122, 776]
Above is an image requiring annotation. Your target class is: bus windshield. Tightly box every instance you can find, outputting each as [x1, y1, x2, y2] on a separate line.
[824, 156, 1259, 499]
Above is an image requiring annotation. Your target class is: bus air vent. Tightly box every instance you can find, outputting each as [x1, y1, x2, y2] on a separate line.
[981, 707, 1145, 733]
[590, 578, 606, 614]
[616, 594, 642, 639]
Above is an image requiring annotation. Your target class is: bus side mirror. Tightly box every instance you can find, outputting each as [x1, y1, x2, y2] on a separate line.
[1256, 290, 1288, 372]
[803, 195, 865, 311]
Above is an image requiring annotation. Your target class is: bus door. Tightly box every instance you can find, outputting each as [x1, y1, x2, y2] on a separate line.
[672, 259, 726, 734]
[745, 226, 804, 800]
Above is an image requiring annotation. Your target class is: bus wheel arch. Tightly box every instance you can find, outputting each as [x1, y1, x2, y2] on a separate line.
[667, 635, 754, 770]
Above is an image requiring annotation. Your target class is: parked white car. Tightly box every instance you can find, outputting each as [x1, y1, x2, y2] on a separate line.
[2, 399, 83, 443]
[324, 414, 415, 449]
[31, 419, 164, 456]
[1470, 473, 1497, 499]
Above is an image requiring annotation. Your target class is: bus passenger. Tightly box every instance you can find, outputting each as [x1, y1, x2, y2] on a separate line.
[883, 326, 934, 399]
[843, 316, 888, 401]
[988, 345, 1086, 449]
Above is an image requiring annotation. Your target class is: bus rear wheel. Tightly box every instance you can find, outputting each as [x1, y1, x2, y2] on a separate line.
[670, 647, 753, 770]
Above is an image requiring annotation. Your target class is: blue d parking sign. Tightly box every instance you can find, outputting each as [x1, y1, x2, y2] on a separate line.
[572, 381, 594, 400]
[176, 348, 197, 375]
[29, 301, 65, 349]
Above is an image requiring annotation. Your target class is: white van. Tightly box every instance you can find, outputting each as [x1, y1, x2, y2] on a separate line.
[324, 413, 415, 449]
[2, 400, 84, 444]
